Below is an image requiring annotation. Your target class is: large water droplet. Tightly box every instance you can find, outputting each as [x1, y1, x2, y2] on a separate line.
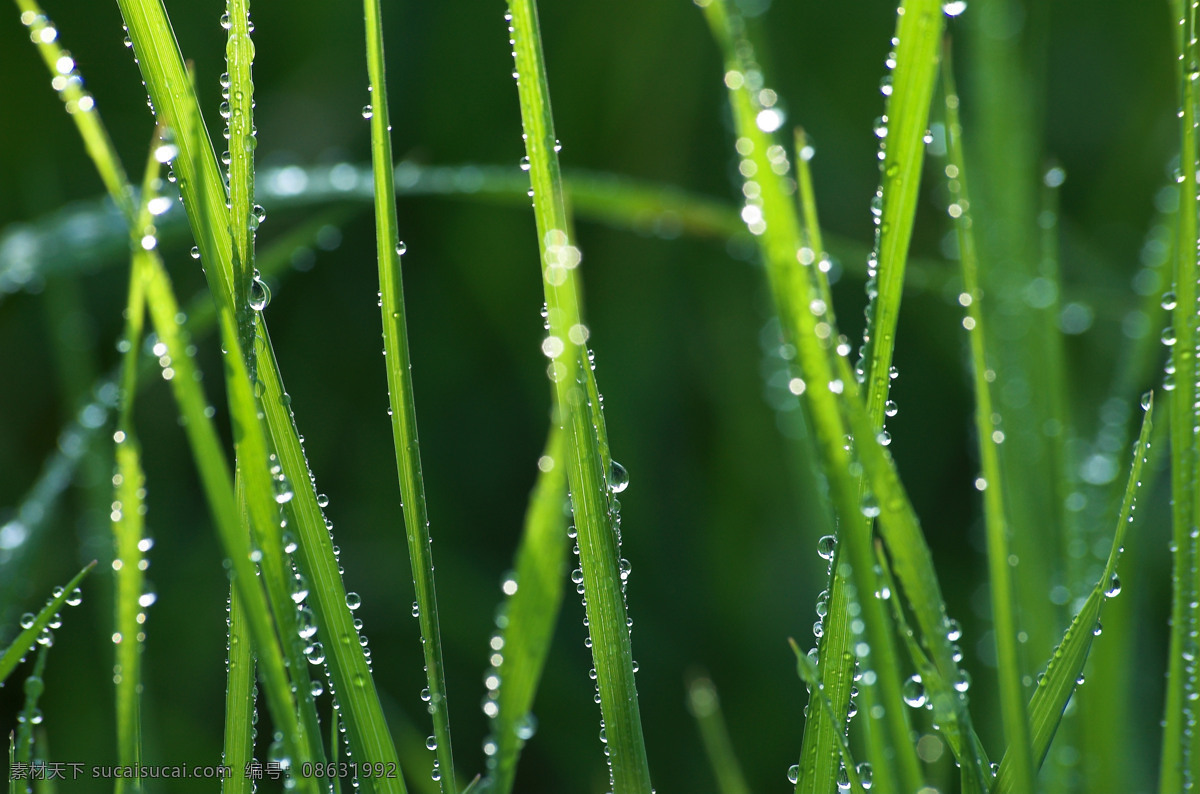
[609, 460, 629, 493]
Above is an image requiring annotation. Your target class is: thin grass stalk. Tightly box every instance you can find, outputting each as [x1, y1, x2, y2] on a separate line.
[225, 0, 255, 333]
[488, 428, 569, 794]
[506, 0, 652, 790]
[361, 1, 456, 789]
[13, 646, 49, 776]
[685, 677, 751, 794]
[1161, 0, 1200, 789]
[941, 51, 1033, 792]
[788, 642, 867, 794]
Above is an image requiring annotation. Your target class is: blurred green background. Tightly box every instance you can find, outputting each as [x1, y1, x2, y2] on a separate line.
[0, 0, 1179, 791]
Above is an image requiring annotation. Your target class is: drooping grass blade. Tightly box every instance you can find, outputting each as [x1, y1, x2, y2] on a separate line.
[362, 0, 456, 788]
[506, 0, 652, 789]
[487, 428, 569, 794]
[685, 676, 751, 794]
[995, 396, 1154, 794]
[941, 45, 1034, 793]
[0, 562, 95, 684]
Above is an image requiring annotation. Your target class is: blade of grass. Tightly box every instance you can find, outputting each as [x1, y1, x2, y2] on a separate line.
[698, 2, 923, 791]
[114, 1, 406, 786]
[487, 428, 569, 794]
[13, 646, 49, 775]
[685, 675, 751, 794]
[788, 640, 866, 794]
[225, 0, 256, 339]
[0, 561, 95, 684]
[995, 396, 1154, 793]
[221, 582, 256, 794]
[1161, 0, 1200, 789]
[942, 44, 1034, 793]
[362, 0, 456, 788]
[507, 0, 652, 789]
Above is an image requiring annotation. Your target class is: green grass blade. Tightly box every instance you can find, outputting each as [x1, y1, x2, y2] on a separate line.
[788, 641, 866, 794]
[995, 396, 1154, 794]
[941, 46, 1034, 793]
[685, 676, 751, 794]
[225, 0, 256, 324]
[222, 582, 256, 794]
[699, 2, 924, 791]
[1161, 0, 1200, 789]
[8, 731, 15, 794]
[114, 1, 407, 786]
[857, 0, 944, 425]
[14, 646, 49, 773]
[362, 0, 456, 788]
[507, 0, 652, 790]
[487, 428, 569, 794]
[0, 561, 95, 684]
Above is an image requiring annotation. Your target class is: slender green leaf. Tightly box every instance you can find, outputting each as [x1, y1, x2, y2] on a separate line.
[0, 562, 95, 685]
[362, 0, 456, 789]
[221, 581, 256, 794]
[13, 646, 49, 773]
[996, 396, 1154, 794]
[1162, 0, 1200, 785]
[942, 46, 1033, 793]
[788, 640, 866, 794]
[507, 0, 652, 789]
[488, 428, 569, 794]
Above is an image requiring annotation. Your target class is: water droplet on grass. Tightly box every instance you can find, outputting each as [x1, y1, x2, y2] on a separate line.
[610, 460, 629, 493]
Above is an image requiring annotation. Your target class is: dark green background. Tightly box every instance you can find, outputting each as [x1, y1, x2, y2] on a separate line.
[0, 0, 1178, 791]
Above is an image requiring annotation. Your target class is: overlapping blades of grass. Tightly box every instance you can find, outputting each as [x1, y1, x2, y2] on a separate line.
[994, 396, 1154, 794]
[699, 2, 923, 791]
[362, 0, 456, 788]
[941, 48, 1033, 793]
[114, 1, 405, 786]
[486, 429, 569, 794]
[506, 0, 652, 789]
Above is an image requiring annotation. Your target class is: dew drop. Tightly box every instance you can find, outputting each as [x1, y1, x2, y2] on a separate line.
[346, 592, 362, 611]
[787, 764, 800, 784]
[609, 460, 629, 493]
[817, 534, 837, 561]
[362, 105, 373, 119]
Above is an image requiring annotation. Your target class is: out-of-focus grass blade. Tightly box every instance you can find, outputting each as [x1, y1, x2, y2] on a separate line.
[362, 0, 456, 788]
[487, 429, 569, 794]
[686, 676, 751, 794]
[0, 562, 95, 684]
[995, 396, 1154, 794]
[507, 0, 652, 790]
[221, 582, 256, 794]
[941, 46, 1033, 793]
[788, 640, 866, 794]
[1162, 0, 1200, 790]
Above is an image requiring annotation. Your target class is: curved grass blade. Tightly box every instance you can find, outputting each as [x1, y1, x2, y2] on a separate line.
[362, 0, 456, 788]
[699, 2, 923, 791]
[114, 1, 406, 786]
[941, 45, 1033, 793]
[685, 676, 750, 794]
[0, 561, 95, 684]
[788, 640, 866, 794]
[486, 428, 569, 794]
[507, 0, 652, 789]
[994, 395, 1154, 794]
